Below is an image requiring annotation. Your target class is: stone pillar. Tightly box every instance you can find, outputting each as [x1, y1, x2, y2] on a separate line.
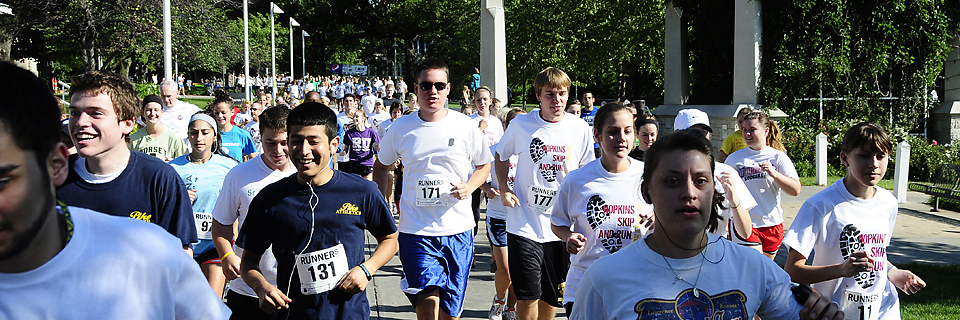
[931, 35, 960, 143]
[733, 0, 761, 104]
[664, 0, 689, 105]
[480, 0, 509, 104]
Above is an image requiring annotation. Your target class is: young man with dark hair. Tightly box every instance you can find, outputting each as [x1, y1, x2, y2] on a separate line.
[57, 70, 197, 255]
[496, 67, 595, 320]
[213, 106, 295, 320]
[237, 102, 398, 319]
[0, 61, 229, 319]
[376, 58, 493, 320]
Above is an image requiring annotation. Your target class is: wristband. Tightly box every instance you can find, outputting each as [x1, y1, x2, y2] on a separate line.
[359, 263, 373, 280]
[221, 251, 235, 260]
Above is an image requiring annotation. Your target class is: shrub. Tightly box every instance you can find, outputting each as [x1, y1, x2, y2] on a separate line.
[135, 83, 159, 99]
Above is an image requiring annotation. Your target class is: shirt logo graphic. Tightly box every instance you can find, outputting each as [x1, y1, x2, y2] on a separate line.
[839, 224, 877, 289]
[635, 289, 748, 320]
[336, 203, 362, 216]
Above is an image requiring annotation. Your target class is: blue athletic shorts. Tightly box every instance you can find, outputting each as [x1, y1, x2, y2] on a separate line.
[398, 230, 474, 317]
[486, 217, 507, 247]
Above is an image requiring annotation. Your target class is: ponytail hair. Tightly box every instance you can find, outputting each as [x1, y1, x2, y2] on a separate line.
[743, 111, 785, 152]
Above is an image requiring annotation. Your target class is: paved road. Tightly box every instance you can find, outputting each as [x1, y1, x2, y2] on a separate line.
[364, 187, 960, 320]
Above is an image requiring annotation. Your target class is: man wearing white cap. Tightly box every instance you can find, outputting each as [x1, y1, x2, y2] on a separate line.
[673, 109, 761, 251]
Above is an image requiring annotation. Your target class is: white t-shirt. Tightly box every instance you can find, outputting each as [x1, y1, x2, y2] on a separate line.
[486, 143, 516, 220]
[496, 112, 595, 242]
[0, 207, 231, 319]
[161, 100, 202, 139]
[211, 156, 294, 298]
[360, 94, 378, 115]
[377, 118, 395, 139]
[724, 146, 799, 227]
[713, 162, 759, 241]
[571, 235, 803, 320]
[783, 180, 899, 320]
[469, 114, 504, 148]
[337, 112, 354, 127]
[378, 110, 494, 236]
[550, 158, 652, 303]
[243, 120, 262, 155]
[368, 112, 391, 134]
[234, 110, 252, 126]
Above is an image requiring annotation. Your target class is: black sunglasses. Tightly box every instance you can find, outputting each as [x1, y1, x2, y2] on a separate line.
[418, 82, 448, 91]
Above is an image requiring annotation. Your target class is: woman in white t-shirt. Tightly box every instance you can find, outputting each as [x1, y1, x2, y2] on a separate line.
[783, 123, 924, 320]
[550, 102, 654, 316]
[570, 130, 843, 320]
[724, 111, 801, 259]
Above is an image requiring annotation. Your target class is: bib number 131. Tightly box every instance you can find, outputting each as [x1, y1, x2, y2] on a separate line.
[296, 243, 348, 295]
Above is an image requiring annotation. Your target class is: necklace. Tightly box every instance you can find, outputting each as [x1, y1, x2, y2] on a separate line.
[651, 234, 706, 298]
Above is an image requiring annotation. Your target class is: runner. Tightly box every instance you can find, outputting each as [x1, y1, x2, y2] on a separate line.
[58, 70, 197, 255]
[549, 102, 654, 316]
[784, 122, 925, 320]
[340, 111, 380, 181]
[495, 67, 595, 320]
[376, 58, 493, 320]
[481, 107, 526, 320]
[128, 94, 188, 161]
[237, 102, 398, 319]
[213, 107, 295, 320]
[570, 130, 844, 320]
[724, 111, 801, 259]
[170, 111, 238, 298]
[0, 61, 229, 319]
[210, 92, 257, 162]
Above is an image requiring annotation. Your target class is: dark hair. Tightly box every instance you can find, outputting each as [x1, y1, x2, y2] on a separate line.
[504, 107, 527, 129]
[642, 130, 724, 232]
[209, 89, 234, 109]
[413, 58, 449, 83]
[593, 102, 633, 131]
[287, 102, 338, 142]
[389, 101, 404, 112]
[69, 70, 139, 121]
[475, 86, 493, 99]
[343, 93, 356, 101]
[841, 122, 892, 155]
[259, 106, 289, 133]
[0, 62, 62, 167]
[636, 118, 659, 132]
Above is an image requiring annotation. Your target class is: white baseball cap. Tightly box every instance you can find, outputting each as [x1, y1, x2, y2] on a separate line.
[674, 108, 712, 132]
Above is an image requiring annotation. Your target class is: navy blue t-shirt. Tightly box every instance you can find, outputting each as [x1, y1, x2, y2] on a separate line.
[237, 171, 397, 320]
[56, 151, 198, 245]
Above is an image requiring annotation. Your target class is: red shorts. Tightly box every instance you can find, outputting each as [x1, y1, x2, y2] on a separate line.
[751, 224, 784, 254]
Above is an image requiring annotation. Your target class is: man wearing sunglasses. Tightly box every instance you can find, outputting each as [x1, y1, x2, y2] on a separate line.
[377, 58, 493, 320]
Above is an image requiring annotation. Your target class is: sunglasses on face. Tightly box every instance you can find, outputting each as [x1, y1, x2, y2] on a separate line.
[418, 82, 447, 91]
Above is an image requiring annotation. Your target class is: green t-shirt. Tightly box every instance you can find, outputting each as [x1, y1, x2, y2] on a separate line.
[128, 126, 189, 162]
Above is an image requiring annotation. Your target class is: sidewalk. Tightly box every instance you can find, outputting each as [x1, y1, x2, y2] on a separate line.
[364, 187, 960, 319]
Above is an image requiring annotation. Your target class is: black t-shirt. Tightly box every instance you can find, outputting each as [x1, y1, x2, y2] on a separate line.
[237, 171, 397, 319]
[57, 151, 197, 245]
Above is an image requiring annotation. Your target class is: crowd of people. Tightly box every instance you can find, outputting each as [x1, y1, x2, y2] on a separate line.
[0, 57, 927, 320]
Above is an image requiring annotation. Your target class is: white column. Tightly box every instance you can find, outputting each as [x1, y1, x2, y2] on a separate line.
[664, 0, 688, 105]
[815, 133, 828, 186]
[894, 141, 911, 203]
[733, 0, 761, 104]
[945, 36, 960, 102]
[480, 0, 508, 104]
[243, 0, 250, 102]
[163, 0, 172, 81]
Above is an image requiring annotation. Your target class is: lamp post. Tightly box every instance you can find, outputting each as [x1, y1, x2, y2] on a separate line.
[243, 0, 250, 102]
[270, 2, 284, 104]
[302, 30, 310, 78]
[163, 0, 172, 82]
[289, 18, 299, 80]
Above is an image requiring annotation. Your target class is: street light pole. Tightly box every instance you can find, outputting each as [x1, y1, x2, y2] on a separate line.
[243, 0, 250, 102]
[290, 18, 299, 80]
[270, 2, 283, 104]
[303, 31, 310, 78]
[163, 0, 172, 82]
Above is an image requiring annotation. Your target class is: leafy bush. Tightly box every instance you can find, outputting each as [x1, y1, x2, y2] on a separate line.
[135, 83, 159, 99]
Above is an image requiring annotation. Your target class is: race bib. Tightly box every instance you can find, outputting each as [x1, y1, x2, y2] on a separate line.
[194, 212, 213, 240]
[527, 186, 558, 213]
[840, 290, 881, 320]
[416, 177, 450, 207]
[295, 243, 349, 295]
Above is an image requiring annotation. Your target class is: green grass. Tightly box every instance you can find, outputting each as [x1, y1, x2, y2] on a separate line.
[799, 176, 895, 190]
[898, 263, 960, 320]
[181, 97, 213, 109]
